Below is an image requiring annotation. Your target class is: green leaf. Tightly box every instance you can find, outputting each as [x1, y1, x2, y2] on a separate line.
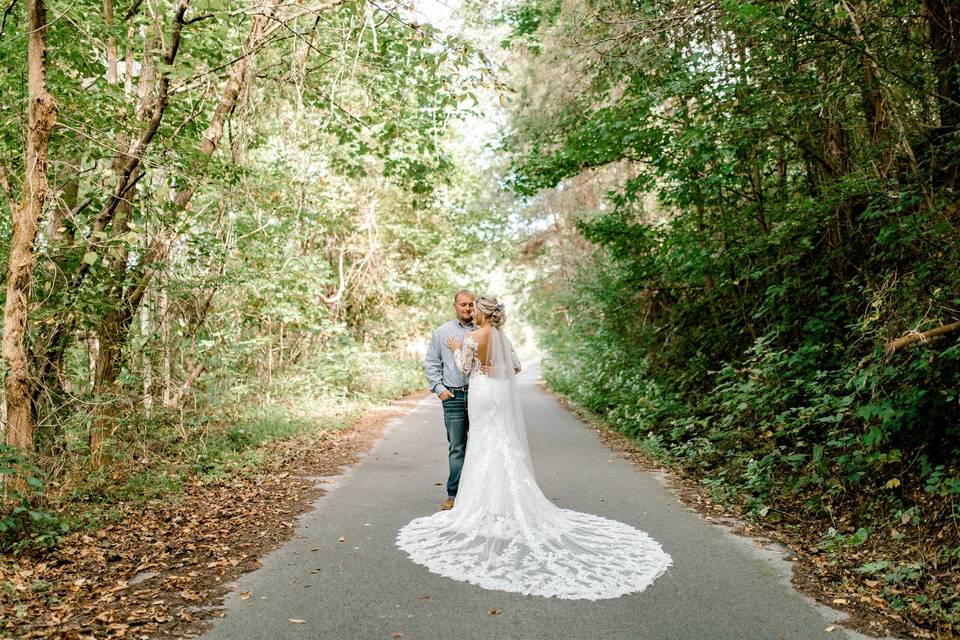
[848, 527, 870, 546]
[855, 561, 890, 574]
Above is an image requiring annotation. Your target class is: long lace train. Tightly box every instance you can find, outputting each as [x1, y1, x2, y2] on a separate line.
[396, 364, 672, 600]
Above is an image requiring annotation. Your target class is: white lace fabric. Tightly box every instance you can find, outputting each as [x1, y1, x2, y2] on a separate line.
[453, 333, 521, 378]
[397, 329, 672, 600]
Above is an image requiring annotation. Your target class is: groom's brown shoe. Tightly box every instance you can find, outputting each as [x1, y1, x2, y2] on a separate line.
[440, 497, 455, 510]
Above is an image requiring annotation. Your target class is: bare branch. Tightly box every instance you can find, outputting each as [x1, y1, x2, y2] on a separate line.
[884, 321, 960, 357]
[0, 0, 18, 38]
[183, 11, 214, 24]
[320, 245, 348, 304]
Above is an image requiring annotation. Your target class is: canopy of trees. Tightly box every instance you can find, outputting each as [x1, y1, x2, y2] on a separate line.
[0, 0, 496, 520]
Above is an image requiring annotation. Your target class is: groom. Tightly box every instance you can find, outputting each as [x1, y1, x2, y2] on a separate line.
[424, 289, 476, 510]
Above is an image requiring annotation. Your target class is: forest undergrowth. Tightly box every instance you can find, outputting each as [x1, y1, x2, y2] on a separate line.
[2, 350, 423, 553]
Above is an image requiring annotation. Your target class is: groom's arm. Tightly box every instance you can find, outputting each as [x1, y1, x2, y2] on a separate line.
[424, 330, 447, 397]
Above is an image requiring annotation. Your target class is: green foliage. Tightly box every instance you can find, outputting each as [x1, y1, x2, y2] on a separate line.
[503, 0, 960, 629]
[0, 446, 68, 552]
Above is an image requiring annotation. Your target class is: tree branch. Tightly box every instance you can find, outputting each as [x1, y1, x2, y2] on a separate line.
[78, 0, 189, 287]
[884, 321, 960, 357]
[123, 0, 144, 21]
[319, 245, 347, 304]
[0, 0, 18, 38]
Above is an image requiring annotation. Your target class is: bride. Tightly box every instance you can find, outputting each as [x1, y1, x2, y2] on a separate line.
[396, 295, 672, 600]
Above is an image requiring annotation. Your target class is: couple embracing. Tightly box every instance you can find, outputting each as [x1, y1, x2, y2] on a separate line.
[394, 289, 672, 601]
[423, 290, 515, 511]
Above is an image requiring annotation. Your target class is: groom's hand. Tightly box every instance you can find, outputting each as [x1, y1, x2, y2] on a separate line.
[438, 389, 454, 401]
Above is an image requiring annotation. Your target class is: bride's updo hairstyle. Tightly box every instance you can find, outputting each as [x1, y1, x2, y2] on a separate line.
[475, 295, 506, 327]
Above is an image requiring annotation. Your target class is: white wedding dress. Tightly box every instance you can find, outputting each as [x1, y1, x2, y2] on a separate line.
[396, 328, 672, 600]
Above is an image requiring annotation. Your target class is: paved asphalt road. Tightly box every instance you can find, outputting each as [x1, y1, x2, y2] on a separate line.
[201, 364, 876, 640]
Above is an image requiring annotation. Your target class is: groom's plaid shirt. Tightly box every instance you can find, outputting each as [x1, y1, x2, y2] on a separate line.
[424, 318, 476, 397]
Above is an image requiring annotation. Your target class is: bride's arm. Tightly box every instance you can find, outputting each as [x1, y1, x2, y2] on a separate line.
[447, 335, 476, 376]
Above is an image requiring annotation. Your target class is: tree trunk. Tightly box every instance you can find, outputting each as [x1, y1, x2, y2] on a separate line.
[38, 140, 80, 397]
[160, 278, 171, 407]
[2, 0, 57, 480]
[88, 2, 149, 464]
[103, 0, 118, 84]
[924, 0, 960, 187]
[89, 170, 137, 465]
[141, 276, 153, 414]
[90, 310, 124, 464]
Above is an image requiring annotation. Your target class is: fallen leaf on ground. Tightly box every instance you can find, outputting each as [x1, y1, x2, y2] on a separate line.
[288, 618, 306, 624]
[487, 608, 502, 615]
[0, 397, 426, 640]
[240, 591, 251, 600]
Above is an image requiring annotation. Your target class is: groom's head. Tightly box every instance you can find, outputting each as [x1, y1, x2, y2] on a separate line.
[453, 289, 476, 324]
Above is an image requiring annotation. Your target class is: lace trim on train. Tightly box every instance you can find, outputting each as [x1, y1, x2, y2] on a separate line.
[397, 509, 671, 600]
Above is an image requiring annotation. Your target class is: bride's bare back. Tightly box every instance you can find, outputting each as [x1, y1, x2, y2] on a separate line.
[468, 327, 493, 367]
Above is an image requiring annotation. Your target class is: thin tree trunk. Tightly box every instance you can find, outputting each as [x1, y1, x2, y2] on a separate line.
[88, 4, 152, 465]
[166, 360, 204, 410]
[160, 278, 171, 407]
[37, 138, 80, 397]
[923, 0, 960, 187]
[46, 157, 78, 245]
[87, 333, 99, 389]
[267, 326, 273, 385]
[89, 180, 137, 463]
[141, 274, 153, 414]
[104, 0, 118, 83]
[2, 0, 57, 473]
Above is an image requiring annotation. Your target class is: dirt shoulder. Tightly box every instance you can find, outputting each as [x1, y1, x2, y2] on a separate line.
[0, 393, 428, 640]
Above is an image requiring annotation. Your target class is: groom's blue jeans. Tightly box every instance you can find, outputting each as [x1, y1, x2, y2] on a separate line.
[441, 388, 469, 498]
